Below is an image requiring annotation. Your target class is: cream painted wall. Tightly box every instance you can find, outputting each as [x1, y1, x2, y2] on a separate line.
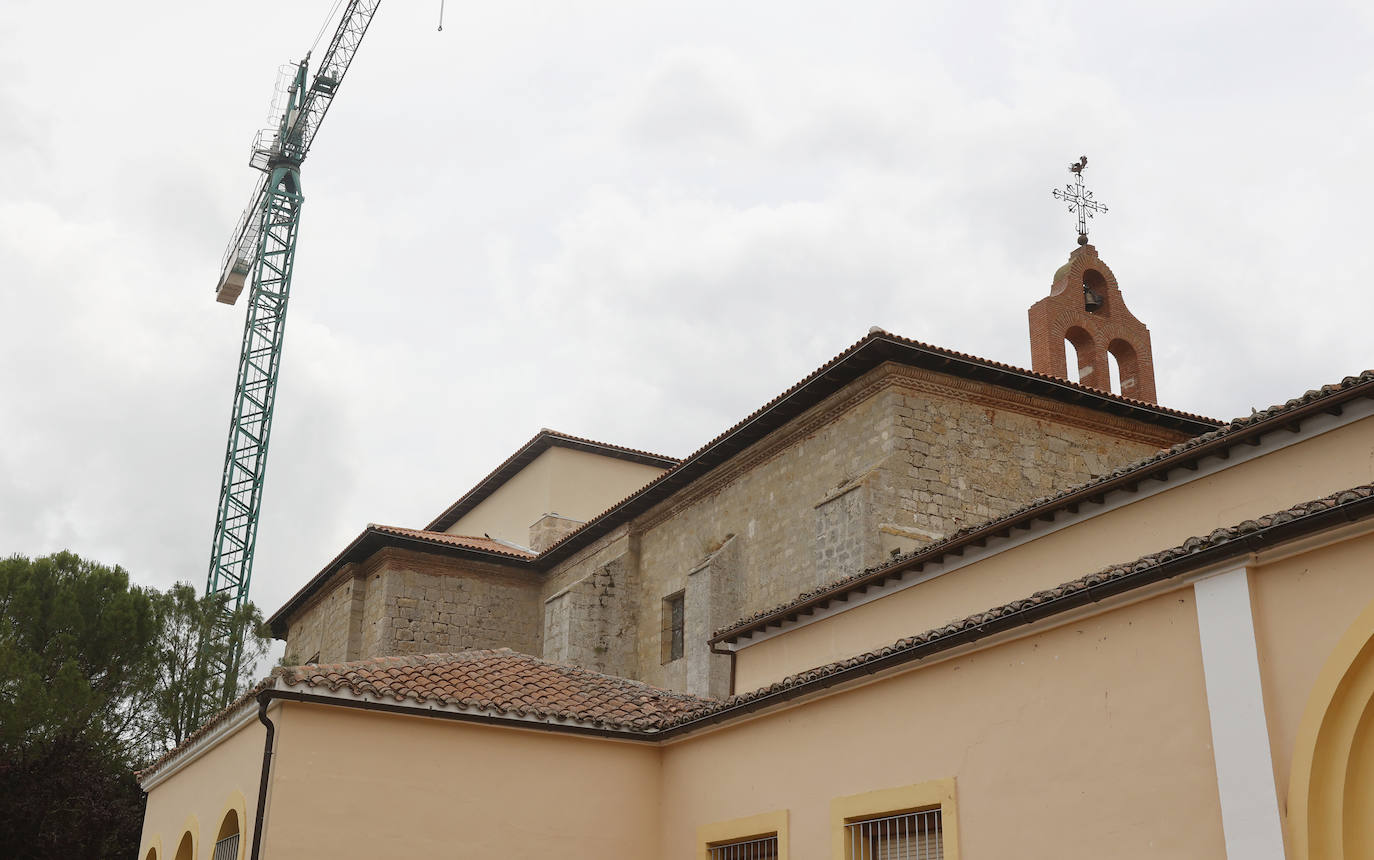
[261, 702, 661, 860]
[1247, 529, 1374, 855]
[660, 592, 1226, 860]
[734, 415, 1374, 691]
[139, 711, 265, 860]
[447, 446, 666, 546]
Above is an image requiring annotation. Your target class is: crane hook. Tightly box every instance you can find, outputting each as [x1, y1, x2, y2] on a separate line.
[438, 0, 445, 31]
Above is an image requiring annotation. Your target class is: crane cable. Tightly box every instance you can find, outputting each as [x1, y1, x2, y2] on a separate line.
[310, 0, 347, 55]
[438, 0, 446, 31]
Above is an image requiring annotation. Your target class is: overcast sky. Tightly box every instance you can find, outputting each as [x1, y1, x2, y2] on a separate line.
[2, 0, 1372, 630]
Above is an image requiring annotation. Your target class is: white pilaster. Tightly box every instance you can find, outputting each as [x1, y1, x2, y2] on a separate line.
[1193, 565, 1286, 860]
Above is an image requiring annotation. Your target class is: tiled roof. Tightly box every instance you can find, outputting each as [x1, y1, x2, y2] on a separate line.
[275, 649, 715, 731]
[369, 524, 536, 558]
[713, 368, 1374, 643]
[673, 481, 1374, 730]
[136, 678, 271, 783]
[425, 429, 681, 532]
[534, 329, 1221, 567]
[151, 481, 1374, 774]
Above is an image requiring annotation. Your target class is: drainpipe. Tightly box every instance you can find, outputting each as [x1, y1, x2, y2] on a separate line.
[250, 692, 277, 860]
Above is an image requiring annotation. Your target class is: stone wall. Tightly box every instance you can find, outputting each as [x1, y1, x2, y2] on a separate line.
[542, 545, 639, 679]
[541, 362, 1182, 696]
[285, 362, 1187, 698]
[284, 549, 542, 665]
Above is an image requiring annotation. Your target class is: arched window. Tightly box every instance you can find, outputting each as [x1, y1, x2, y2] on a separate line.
[214, 809, 242, 860]
[1064, 326, 1095, 383]
[1107, 339, 1140, 397]
[144, 847, 158, 860]
[174, 832, 194, 860]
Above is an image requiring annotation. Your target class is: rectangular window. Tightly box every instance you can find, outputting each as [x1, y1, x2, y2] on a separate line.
[661, 591, 685, 663]
[845, 809, 942, 860]
[708, 834, 778, 860]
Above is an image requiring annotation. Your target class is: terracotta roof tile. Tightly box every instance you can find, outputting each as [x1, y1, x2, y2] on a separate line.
[144, 480, 1374, 771]
[275, 649, 716, 731]
[714, 368, 1374, 641]
[368, 525, 536, 558]
[136, 678, 272, 782]
[676, 481, 1374, 729]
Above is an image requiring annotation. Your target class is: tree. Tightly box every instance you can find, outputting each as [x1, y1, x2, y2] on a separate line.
[0, 552, 158, 860]
[0, 553, 272, 859]
[0, 551, 159, 758]
[144, 583, 272, 754]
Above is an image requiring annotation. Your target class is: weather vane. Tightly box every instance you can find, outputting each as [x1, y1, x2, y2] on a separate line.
[1052, 155, 1108, 246]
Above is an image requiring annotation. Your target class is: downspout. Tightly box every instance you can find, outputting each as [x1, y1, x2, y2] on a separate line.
[250, 691, 277, 860]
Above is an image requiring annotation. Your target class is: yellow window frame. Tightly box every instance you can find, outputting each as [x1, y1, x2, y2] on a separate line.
[830, 778, 959, 860]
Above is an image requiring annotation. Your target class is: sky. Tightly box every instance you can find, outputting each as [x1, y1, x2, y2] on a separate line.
[2, 0, 1372, 638]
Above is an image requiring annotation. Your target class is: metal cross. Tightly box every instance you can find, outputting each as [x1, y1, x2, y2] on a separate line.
[1052, 155, 1108, 246]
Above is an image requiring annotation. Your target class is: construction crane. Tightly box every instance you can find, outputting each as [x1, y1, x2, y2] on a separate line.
[199, 1, 383, 717]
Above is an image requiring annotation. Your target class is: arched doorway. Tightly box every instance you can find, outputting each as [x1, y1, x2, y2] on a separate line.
[1289, 598, 1374, 859]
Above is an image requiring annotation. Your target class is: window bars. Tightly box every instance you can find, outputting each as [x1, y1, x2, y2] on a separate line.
[212, 833, 241, 860]
[845, 809, 943, 860]
[708, 834, 779, 860]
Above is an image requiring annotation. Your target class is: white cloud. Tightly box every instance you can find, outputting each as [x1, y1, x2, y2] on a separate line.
[2, 0, 1372, 627]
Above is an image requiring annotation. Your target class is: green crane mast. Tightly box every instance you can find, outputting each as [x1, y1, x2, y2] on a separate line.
[201, 1, 382, 717]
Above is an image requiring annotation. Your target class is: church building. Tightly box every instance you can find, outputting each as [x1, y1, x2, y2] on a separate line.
[135, 233, 1374, 860]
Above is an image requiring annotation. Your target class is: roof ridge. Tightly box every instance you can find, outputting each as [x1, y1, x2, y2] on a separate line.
[713, 367, 1374, 641]
[423, 429, 680, 533]
[534, 328, 1223, 563]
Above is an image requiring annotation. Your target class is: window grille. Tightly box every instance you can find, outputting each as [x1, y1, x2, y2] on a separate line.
[212, 833, 241, 860]
[845, 809, 942, 860]
[708, 834, 778, 860]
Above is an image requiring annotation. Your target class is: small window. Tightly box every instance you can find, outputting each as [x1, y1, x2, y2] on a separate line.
[845, 808, 942, 860]
[214, 808, 241, 860]
[708, 834, 778, 860]
[661, 591, 685, 663]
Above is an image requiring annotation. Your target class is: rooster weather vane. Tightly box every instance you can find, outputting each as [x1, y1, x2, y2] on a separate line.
[1052, 155, 1108, 246]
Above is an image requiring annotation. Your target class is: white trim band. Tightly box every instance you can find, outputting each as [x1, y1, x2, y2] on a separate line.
[1193, 564, 1285, 860]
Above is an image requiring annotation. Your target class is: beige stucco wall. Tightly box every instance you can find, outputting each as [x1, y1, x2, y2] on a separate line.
[1248, 527, 1374, 855]
[448, 446, 667, 547]
[659, 590, 1225, 859]
[734, 414, 1374, 692]
[261, 702, 661, 860]
[139, 712, 265, 860]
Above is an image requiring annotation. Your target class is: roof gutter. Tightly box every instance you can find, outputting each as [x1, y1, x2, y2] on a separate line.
[250, 490, 1374, 750]
[712, 375, 1374, 645]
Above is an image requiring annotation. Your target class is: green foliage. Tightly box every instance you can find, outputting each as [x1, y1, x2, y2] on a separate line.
[0, 551, 159, 758]
[146, 582, 272, 753]
[0, 552, 273, 859]
[0, 733, 147, 860]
